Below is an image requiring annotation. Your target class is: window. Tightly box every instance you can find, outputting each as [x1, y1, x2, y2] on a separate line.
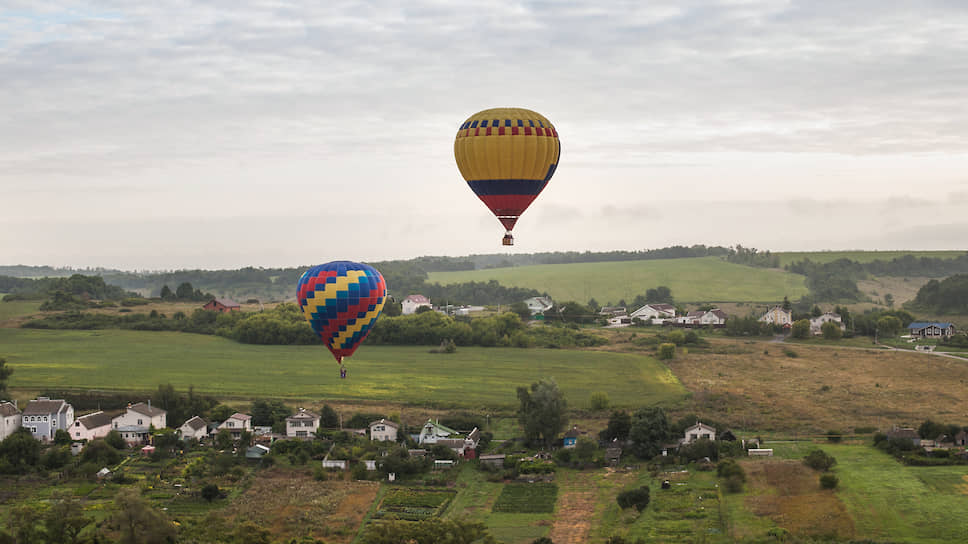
[137, 419, 143, 425]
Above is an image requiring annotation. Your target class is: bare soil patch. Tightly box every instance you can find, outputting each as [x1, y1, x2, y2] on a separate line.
[221, 468, 378, 543]
[743, 459, 854, 539]
[548, 489, 595, 544]
[666, 339, 968, 432]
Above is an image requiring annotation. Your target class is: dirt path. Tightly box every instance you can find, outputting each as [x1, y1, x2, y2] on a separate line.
[548, 488, 596, 544]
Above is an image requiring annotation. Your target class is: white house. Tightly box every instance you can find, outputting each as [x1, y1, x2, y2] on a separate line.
[434, 428, 481, 458]
[286, 409, 320, 438]
[630, 303, 676, 323]
[0, 401, 22, 441]
[417, 419, 458, 445]
[759, 306, 793, 326]
[22, 397, 74, 442]
[683, 422, 716, 443]
[71, 411, 113, 442]
[599, 306, 627, 317]
[810, 312, 845, 335]
[369, 418, 399, 442]
[113, 402, 167, 430]
[523, 296, 554, 316]
[178, 416, 209, 440]
[218, 413, 253, 439]
[402, 295, 432, 315]
[699, 309, 728, 326]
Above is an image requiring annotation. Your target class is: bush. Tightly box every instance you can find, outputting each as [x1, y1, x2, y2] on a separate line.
[819, 473, 839, 489]
[589, 391, 610, 411]
[723, 474, 744, 493]
[826, 430, 843, 443]
[717, 458, 745, 481]
[201, 483, 221, 502]
[803, 449, 837, 471]
[782, 348, 798, 358]
[616, 485, 650, 512]
[658, 343, 676, 360]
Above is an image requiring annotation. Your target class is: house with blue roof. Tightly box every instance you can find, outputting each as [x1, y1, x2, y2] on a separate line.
[908, 322, 955, 339]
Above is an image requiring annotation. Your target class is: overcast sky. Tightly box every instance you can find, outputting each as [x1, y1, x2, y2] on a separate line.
[2, 0, 967, 270]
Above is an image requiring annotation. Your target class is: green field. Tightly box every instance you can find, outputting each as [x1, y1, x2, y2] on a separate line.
[776, 250, 965, 267]
[427, 257, 807, 304]
[0, 328, 686, 408]
[0, 299, 41, 322]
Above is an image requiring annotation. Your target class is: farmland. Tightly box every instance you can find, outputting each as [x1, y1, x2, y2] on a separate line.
[776, 249, 965, 267]
[0, 328, 686, 409]
[427, 257, 808, 303]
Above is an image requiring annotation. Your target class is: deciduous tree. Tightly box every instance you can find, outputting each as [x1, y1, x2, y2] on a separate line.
[517, 378, 568, 448]
[629, 407, 670, 459]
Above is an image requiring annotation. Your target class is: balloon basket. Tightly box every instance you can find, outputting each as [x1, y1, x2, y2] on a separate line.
[502, 233, 514, 246]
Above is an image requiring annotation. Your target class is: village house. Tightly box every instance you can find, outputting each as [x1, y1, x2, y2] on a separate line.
[479, 454, 506, 469]
[22, 397, 74, 442]
[401, 294, 432, 315]
[435, 428, 481, 459]
[218, 413, 253, 440]
[563, 426, 581, 448]
[908, 322, 956, 339]
[759, 306, 793, 327]
[72, 411, 113, 442]
[523, 296, 554, 316]
[286, 408, 320, 438]
[810, 312, 845, 335]
[683, 422, 716, 444]
[417, 419, 458, 445]
[699, 309, 728, 327]
[0, 401, 22, 441]
[203, 298, 241, 313]
[630, 303, 677, 323]
[178, 416, 209, 441]
[113, 402, 167, 430]
[599, 306, 627, 317]
[369, 418, 399, 442]
[886, 426, 921, 446]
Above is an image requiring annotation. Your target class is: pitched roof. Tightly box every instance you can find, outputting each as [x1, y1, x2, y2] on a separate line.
[77, 411, 113, 430]
[684, 422, 716, 434]
[288, 409, 319, 421]
[908, 322, 954, 329]
[23, 398, 70, 416]
[181, 416, 207, 431]
[0, 401, 20, 417]
[887, 427, 919, 440]
[686, 310, 704, 318]
[650, 303, 676, 311]
[564, 426, 581, 438]
[211, 298, 240, 307]
[404, 295, 430, 303]
[128, 402, 166, 417]
[369, 418, 399, 429]
[709, 309, 728, 319]
[228, 412, 252, 421]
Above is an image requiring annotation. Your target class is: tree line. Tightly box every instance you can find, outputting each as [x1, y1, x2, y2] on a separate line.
[911, 273, 968, 314]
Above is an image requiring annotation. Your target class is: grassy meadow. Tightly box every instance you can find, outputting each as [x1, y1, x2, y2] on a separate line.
[427, 257, 808, 304]
[776, 250, 965, 267]
[0, 328, 686, 409]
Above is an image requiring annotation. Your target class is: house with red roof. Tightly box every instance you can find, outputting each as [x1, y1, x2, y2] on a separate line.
[203, 298, 241, 313]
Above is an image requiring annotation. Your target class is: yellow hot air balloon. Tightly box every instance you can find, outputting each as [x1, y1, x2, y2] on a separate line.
[454, 107, 560, 245]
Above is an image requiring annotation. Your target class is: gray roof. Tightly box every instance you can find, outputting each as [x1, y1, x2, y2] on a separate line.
[288, 410, 319, 421]
[181, 416, 207, 431]
[128, 402, 166, 417]
[0, 401, 20, 417]
[23, 398, 70, 416]
[77, 411, 113, 430]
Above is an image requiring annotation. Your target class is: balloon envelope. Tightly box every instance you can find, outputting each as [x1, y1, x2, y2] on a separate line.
[454, 107, 560, 239]
[296, 261, 387, 364]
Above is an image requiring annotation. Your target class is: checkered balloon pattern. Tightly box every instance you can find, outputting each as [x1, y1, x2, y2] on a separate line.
[296, 261, 387, 363]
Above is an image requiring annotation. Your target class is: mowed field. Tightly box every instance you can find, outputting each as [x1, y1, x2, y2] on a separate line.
[775, 250, 965, 267]
[427, 257, 808, 303]
[0, 328, 686, 408]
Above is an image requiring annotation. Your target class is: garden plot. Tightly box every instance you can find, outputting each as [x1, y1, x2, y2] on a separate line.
[492, 483, 558, 513]
[372, 487, 457, 521]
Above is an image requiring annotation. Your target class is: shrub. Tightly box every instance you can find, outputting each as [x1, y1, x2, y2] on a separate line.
[201, 483, 221, 502]
[717, 458, 746, 481]
[819, 473, 839, 489]
[658, 343, 676, 360]
[782, 348, 798, 358]
[803, 449, 837, 471]
[826, 430, 842, 443]
[589, 391, 610, 410]
[616, 485, 651, 512]
[723, 474, 744, 493]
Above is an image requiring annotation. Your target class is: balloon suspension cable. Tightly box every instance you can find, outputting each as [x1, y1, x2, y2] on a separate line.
[502, 231, 514, 246]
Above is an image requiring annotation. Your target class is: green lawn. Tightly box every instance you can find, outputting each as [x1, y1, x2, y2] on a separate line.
[0, 299, 41, 323]
[823, 444, 968, 543]
[445, 466, 552, 544]
[776, 250, 965, 267]
[427, 257, 807, 304]
[0, 328, 686, 408]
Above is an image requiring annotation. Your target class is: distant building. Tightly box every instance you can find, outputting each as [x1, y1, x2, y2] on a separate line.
[908, 322, 955, 339]
[72, 411, 113, 442]
[203, 298, 241, 313]
[218, 413, 253, 440]
[113, 402, 167, 430]
[22, 397, 74, 442]
[630, 304, 676, 322]
[683, 422, 716, 443]
[286, 409, 320, 438]
[810, 312, 845, 335]
[402, 295, 432, 315]
[523, 296, 554, 316]
[563, 426, 581, 448]
[178, 416, 209, 440]
[369, 418, 399, 442]
[759, 306, 793, 327]
[0, 401, 22, 442]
